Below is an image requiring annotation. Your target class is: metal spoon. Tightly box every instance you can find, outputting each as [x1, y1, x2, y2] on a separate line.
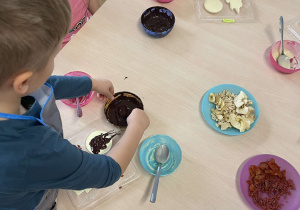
[277, 16, 291, 69]
[76, 97, 82, 117]
[150, 145, 170, 203]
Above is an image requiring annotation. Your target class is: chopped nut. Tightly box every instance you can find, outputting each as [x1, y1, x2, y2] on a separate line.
[208, 93, 215, 103]
[216, 115, 223, 120]
[234, 91, 248, 108]
[220, 122, 232, 130]
[236, 106, 248, 115]
[208, 90, 255, 132]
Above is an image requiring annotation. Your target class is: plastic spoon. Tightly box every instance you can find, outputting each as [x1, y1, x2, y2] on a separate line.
[277, 16, 291, 69]
[76, 97, 82, 117]
[150, 145, 170, 203]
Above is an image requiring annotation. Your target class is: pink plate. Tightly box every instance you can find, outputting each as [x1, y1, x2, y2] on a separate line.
[157, 0, 173, 2]
[270, 40, 300, 74]
[61, 71, 94, 108]
[239, 154, 300, 210]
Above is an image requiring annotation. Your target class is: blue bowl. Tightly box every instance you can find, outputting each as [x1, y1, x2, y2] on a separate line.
[202, 84, 259, 136]
[139, 135, 181, 176]
[141, 6, 175, 38]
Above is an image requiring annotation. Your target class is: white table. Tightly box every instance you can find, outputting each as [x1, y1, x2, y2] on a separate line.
[54, 0, 300, 209]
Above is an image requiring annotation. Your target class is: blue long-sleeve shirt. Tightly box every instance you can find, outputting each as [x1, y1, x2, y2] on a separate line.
[0, 76, 122, 210]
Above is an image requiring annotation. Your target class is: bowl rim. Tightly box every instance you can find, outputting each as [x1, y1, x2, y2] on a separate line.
[140, 6, 175, 34]
[269, 40, 300, 74]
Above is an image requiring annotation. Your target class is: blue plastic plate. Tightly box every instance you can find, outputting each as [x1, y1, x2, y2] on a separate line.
[139, 135, 181, 176]
[202, 84, 259, 135]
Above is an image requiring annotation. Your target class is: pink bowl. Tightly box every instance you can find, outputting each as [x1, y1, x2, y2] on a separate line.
[270, 40, 300, 74]
[157, 0, 173, 2]
[61, 71, 94, 108]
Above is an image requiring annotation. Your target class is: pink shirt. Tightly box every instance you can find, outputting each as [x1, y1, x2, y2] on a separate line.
[62, 0, 92, 48]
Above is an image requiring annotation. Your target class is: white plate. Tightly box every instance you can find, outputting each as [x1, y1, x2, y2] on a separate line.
[85, 131, 112, 154]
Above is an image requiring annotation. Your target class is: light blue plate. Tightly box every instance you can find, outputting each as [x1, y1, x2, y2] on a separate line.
[202, 84, 259, 135]
[139, 135, 182, 176]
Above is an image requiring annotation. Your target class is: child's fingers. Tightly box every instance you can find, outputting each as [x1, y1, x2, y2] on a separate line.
[97, 93, 107, 101]
[99, 94, 104, 101]
[105, 90, 114, 100]
[109, 86, 114, 100]
[101, 95, 107, 101]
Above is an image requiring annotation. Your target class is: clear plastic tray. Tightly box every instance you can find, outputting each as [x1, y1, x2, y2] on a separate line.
[287, 16, 300, 41]
[65, 119, 141, 210]
[194, 0, 254, 23]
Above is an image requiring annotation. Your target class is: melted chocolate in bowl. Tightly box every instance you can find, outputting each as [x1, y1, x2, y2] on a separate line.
[142, 7, 175, 33]
[144, 14, 171, 32]
[105, 92, 143, 127]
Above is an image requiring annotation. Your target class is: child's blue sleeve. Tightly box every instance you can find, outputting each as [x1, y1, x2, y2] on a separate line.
[46, 75, 93, 100]
[25, 127, 122, 190]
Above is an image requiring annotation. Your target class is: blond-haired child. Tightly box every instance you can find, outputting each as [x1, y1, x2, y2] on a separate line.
[0, 0, 149, 209]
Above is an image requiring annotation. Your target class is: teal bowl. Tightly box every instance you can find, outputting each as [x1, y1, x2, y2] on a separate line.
[139, 135, 181, 176]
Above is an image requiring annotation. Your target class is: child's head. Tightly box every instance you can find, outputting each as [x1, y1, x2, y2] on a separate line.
[0, 0, 71, 92]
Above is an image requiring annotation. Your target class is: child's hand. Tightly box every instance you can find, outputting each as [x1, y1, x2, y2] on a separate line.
[91, 78, 114, 101]
[96, 93, 109, 102]
[127, 109, 150, 131]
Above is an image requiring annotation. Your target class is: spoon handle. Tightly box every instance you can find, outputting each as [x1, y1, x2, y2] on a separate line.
[279, 16, 284, 55]
[150, 163, 162, 203]
[76, 97, 82, 118]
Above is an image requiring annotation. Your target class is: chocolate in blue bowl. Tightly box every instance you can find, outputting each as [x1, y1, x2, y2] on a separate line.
[141, 6, 175, 38]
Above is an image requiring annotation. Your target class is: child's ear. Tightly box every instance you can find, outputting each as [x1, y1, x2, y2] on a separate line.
[12, 71, 33, 95]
